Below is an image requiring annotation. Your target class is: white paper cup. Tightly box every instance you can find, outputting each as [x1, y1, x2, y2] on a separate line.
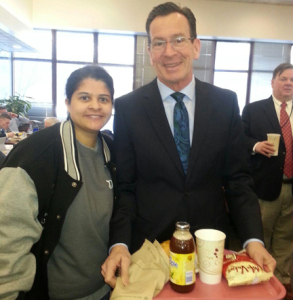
[194, 229, 226, 285]
[267, 133, 280, 156]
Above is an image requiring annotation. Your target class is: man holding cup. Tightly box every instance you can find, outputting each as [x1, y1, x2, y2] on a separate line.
[242, 63, 293, 300]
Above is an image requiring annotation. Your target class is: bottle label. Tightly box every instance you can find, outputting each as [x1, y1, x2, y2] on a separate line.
[170, 251, 195, 286]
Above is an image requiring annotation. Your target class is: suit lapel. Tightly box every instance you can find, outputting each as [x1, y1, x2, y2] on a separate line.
[263, 96, 284, 145]
[140, 79, 184, 175]
[187, 79, 213, 180]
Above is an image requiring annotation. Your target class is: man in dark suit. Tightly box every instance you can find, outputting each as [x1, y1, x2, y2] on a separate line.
[242, 63, 293, 300]
[102, 2, 275, 287]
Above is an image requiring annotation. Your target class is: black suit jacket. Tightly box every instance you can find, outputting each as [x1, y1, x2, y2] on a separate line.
[0, 129, 6, 137]
[242, 96, 286, 201]
[110, 78, 263, 253]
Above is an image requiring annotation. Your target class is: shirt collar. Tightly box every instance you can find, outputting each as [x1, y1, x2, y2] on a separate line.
[157, 77, 195, 102]
[272, 94, 293, 107]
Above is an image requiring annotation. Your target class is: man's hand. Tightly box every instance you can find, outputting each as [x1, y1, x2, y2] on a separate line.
[246, 241, 276, 272]
[8, 112, 18, 118]
[255, 141, 276, 158]
[101, 245, 131, 288]
[6, 132, 14, 138]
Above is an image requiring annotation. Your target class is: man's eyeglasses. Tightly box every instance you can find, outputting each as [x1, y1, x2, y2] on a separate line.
[149, 37, 194, 52]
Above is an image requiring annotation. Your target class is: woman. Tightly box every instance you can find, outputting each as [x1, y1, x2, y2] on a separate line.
[0, 66, 116, 300]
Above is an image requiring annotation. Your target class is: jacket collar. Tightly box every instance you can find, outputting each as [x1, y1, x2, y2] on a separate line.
[59, 120, 111, 181]
[140, 78, 213, 177]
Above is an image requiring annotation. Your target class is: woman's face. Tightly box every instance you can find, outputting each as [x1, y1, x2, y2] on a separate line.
[66, 78, 112, 136]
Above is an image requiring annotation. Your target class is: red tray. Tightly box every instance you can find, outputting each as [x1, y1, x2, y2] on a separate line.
[154, 274, 285, 300]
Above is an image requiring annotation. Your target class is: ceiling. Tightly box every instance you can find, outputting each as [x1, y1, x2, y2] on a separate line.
[210, 0, 293, 5]
[0, 0, 292, 54]
[0, 28, 36, 53]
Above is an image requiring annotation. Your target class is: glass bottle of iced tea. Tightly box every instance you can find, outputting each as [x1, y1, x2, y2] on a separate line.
[169, 221, 196, 293]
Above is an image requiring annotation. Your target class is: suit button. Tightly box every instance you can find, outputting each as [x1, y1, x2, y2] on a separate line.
[283, 152, 286, 155]
[72, 182, 77, 187]
[44, 250, 49, 255]
[56, 215, 61, 220]
[113, 167, 116, 171]
[185, 192, 190, 197]
[280, 167, 283, 170]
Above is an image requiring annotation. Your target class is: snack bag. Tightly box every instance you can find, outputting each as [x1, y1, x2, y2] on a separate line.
[222, 251, 273, 287]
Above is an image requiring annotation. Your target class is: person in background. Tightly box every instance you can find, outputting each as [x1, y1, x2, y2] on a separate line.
[0, 106, 30, 132]
[101, 1, 276, 288]
[44, 117, 60, 128]
[0, 65, 116, 300]
[0, 113, 14, 138]
[242, 63, 293, 300]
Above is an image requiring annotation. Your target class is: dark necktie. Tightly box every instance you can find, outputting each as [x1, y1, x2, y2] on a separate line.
[280, 102, 293, 178]
[171, 92, 190, 174]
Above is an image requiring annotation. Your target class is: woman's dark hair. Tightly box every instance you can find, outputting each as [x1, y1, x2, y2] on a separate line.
[65, 65, 114, 103]
[146, 2, 197, 44]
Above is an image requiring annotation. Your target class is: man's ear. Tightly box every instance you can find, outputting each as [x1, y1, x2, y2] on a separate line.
[65, 98, 69, 109]
[148, 46, 154, 66]
[193, 38, 201, 60]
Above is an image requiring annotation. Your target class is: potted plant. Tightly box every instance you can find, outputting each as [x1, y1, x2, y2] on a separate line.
[0, 95, 32, 117]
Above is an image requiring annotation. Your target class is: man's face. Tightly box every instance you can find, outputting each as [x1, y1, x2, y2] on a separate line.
[148, 12, 201, 91]
[0, 118, 10, 129]
[271, 68, 293, 102]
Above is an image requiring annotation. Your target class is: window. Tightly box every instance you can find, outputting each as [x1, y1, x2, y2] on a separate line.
[252, 43, 291, 71]
[250, 42, 291, 104]
[135, 36, 156, 89]
[103, 65, 133, 99]
[57, 31, 94, 62]
[193, 40, 215, 83]
[214, 72, 248, 114]
[0, 51, 11, 98]
[14, 60, 52, 103]
[2, 29, 292, 127]
[215, 42, 250, 70]
[214, 42, 250, 113]
[14, 30, 52, 59]
[250, 72, 272, 103]
[98, 34, 135, 65]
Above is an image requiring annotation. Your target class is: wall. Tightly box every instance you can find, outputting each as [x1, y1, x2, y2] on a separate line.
[0, 0, 33, 50]
[31, 0, 293, 42]
[0, 0, 33, 28]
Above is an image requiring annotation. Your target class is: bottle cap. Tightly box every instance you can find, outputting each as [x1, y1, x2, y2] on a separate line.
[175, 221, 190, 230]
